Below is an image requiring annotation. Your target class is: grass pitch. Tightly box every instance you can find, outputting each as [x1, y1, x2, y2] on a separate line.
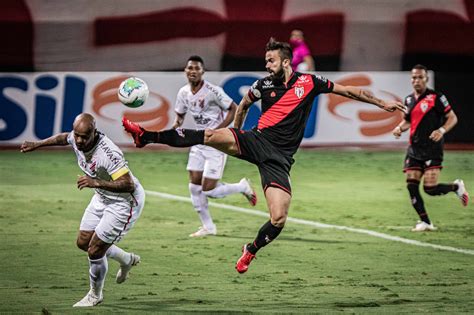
[0, 149, 473, 313]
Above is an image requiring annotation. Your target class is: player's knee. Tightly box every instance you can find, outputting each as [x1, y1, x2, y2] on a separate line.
[271, 214, 287, 227]
[76, 239, 88, 252]
[87, 244, 106, 260]
[204, 129, 216, 142]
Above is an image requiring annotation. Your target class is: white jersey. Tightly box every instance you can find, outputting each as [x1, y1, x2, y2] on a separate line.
[67, 132, 141, 202]
[175, 80, 233, 130]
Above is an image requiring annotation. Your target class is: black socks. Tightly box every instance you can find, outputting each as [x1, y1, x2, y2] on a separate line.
[407, 179, 430, 224]
[247, 220, 283, 255]
[142, 129, 205, 147]
[424, 184, 457, 196]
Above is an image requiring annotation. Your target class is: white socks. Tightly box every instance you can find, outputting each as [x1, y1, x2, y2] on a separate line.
[106, 245, 132, 266]
[203, 181, 246, 198]
[88, 256, 108, 297]
[189, 183, 214, 230]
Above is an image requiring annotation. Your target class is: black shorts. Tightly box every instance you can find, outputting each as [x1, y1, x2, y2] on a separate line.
[230, 128, 293, 195]
[403, 155, 443, 173]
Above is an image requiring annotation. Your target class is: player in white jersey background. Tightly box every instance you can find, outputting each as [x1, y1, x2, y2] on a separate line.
[174, 56, 257, 237]
[20, 113, 144, 307]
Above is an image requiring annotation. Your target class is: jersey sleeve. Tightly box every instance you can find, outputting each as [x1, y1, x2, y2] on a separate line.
[174, 89, 187, 114]
[213, 86, 233, 110]
[102, 149, 129, 180]
[312, 75, 334, 94]
[435, 93, 452, 115]
[66, 132, 74, 145]
[247, 79, 263, 102]
[404, 97, 411, 122]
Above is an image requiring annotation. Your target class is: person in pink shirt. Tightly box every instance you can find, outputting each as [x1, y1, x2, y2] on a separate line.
[289, 29, 315, 71]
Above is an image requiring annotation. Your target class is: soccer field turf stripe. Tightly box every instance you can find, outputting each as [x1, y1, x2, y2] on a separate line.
[145, 190, 474, 256]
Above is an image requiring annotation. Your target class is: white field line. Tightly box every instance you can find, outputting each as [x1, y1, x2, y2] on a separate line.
[145, 190, 474, 256]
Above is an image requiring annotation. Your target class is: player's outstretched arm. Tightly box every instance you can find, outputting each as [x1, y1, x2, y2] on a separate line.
[332, 83, 407, 113]
[234, 94, 253, 129]
[20, 132, 69, 153]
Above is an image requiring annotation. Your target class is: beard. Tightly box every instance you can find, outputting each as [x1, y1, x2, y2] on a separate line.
[268, 66, 285, 81]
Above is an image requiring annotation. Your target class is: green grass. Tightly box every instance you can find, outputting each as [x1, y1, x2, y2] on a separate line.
[0, 149, 473, 313]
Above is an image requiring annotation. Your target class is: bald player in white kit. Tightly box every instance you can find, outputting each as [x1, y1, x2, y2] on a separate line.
[20, 113, 145, 307]
[173, 55, 257, 237]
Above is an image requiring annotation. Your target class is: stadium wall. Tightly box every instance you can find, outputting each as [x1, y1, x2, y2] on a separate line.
[1, 0, 473, 72]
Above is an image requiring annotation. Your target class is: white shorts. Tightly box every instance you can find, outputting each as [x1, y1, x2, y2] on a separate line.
[79, 184, 145, 244]
[186, 145, 227, 180]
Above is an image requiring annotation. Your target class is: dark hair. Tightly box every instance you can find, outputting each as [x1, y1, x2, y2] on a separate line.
[187, 55, 204, 67]
[266, 38, 293, 62]
[412, 64, 428, 72]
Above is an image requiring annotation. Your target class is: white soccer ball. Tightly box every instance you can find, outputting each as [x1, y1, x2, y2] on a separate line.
[117, 77, 149, 108]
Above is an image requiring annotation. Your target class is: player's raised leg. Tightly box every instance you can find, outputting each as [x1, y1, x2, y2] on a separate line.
[122, 118, 239, 155]
[421, 168, 469, 207]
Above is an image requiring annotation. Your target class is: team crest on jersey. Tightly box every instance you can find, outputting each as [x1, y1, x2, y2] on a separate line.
[90, 161, 97, 173]
[406, 96, 412, 104]
[294, 86, 304, 99]
[420, 101, 428, 112]
[298, 75, 310, 83]
[270, 91, 276, 97]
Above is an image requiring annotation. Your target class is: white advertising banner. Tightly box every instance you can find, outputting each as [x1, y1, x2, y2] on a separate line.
[0, 71, 432, 146]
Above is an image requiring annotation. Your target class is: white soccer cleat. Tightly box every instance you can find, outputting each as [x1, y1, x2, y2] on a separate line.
[189, 226, 217, 237]
[116, 253, 141, 284]
[411, 221, 437, 232]
[241, 178, 257, 206]
[73, 290, 103, 307]
[454, 179, 469, 207]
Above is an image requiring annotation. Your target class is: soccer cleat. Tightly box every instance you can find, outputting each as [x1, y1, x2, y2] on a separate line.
[454, 179, 469, 207]
[116, 253, 141, 284]
[235, 244, 256, 274]
[189, 226, 217, 237]
[72, 290, 103, 307]
[122, 117, 146, 148]
[411, 221, 437, 232]
[241, 178, 257, 206]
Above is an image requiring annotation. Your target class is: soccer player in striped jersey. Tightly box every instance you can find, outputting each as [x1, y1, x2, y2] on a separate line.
[393, 64, 469, 232]
[123, 38, 406, 274]
[21, 113, 144, 307]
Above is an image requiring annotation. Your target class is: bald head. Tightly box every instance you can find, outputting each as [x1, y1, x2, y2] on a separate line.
[73, 113, 96, 134]
[73, 113, 97, 151]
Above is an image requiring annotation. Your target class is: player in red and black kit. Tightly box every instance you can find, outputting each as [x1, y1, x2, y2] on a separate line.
[393, 64, 469, 232]
[122, 38, 406, 273]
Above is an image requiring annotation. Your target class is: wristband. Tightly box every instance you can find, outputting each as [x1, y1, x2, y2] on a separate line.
[438, 127, 446, 135]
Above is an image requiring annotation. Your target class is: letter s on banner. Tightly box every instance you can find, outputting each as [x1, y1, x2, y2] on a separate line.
[0, 77, 28, 140]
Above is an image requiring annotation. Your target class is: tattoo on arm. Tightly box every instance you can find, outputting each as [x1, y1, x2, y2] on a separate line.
[96, 175, 135, 193]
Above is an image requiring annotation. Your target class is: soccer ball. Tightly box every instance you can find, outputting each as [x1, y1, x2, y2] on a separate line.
[117, 77, 149, 108]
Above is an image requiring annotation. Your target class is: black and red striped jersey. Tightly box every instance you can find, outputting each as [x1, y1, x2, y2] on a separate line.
[404, 88, 452, 160]
[248, 72, 334, 155]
